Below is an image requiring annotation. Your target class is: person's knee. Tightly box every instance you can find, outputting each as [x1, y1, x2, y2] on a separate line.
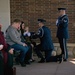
[21, 46, 29, 53]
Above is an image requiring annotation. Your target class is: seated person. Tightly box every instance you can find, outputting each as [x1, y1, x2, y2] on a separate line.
[0, 24, 14, 75]
[24, 26, 35, 45]
[24, 27, 31, 36]
[24, 26, 36, 62]
[6, 19, 29, 67]
[20, 22, 35, 63]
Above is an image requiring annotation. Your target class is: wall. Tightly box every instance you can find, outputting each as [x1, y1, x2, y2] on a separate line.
[10, 0, 75, 43]
[0, 0, 10, 35]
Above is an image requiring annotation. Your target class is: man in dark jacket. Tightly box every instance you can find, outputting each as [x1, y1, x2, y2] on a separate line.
[56, 8, 69, 63]
[33, 19, 54, 63]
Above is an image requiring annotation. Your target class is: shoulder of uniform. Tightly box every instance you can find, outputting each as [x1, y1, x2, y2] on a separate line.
[63, 15, 68, 18]
[62, 15, 68, 20]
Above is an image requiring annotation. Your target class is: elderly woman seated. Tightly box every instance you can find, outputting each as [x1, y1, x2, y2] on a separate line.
[0, 24, 14, 75]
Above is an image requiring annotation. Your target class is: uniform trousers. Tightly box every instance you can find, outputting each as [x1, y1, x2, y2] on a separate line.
[58, 38, 68, 60]
[34, 44, 52, 62]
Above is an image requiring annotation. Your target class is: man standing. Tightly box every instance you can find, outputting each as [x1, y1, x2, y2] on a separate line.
[56, 8, 69, 63]
[6, 19, 29, 67]
[33, 19, 54, 63]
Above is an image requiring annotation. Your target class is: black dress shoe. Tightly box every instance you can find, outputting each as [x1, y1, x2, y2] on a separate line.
[15, 58, 19, 65]
[38, 59, 45, 63]
[30, 59, 35, 62]
[63, 59, 67, 62]
[20, 62, 26, 67]
[59, 60, 62, 64]
[25, 61, 31, 65]
[32, 59, 35, 62]
[58, 58, 62, 64]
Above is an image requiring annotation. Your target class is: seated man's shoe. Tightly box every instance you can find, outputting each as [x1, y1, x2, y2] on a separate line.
[15, 58, 19, 65]
[32, 59, 35, 62]
[30, 59, 35, 62]
[20, 62, 26, 67]
[25, 61, 31, 65]
[38, 59, 45, 63]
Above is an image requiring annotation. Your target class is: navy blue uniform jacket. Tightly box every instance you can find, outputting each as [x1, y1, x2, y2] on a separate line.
[34, 26, 54, 51]
[56, 15, 69, 39]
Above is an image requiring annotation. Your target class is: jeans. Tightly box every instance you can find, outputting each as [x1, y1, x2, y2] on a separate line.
[11, 44, 29, 62]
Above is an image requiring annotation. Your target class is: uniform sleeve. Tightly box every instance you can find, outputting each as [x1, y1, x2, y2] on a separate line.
[31, 28, 44, 39]
[58, 16, 68, 28]
[36, 28, 44, 38]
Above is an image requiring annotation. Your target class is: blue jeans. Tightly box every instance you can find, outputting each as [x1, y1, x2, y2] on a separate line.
[11, 44, 29, 62]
